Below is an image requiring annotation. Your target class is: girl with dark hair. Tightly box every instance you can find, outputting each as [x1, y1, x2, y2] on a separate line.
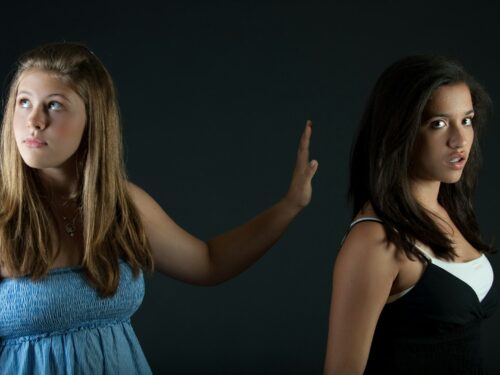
[0, 42, 318, 374]
[324, 55, 498, 374]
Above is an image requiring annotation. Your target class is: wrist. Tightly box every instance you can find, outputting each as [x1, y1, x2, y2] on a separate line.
[279, 194, 304, 217]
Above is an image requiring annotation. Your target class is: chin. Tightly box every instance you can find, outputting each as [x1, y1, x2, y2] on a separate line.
[22, 161, 51, 169]
[442, 173, 464, 184]
[20, 157, 63, 170]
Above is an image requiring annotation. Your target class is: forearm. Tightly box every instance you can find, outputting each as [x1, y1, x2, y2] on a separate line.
[141, 121, 317, 284]
[205, 196, 303, 284]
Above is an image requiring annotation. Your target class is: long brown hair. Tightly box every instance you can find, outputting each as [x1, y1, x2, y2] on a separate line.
[0, 42, 153, 296]
[349, 55, 494, 261]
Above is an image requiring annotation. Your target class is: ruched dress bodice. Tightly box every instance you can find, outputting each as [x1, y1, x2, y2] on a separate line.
[0, 260, 152, 375]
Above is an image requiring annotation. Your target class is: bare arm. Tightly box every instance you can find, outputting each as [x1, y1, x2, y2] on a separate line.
[129, 121, 318, 285]
[324, 221, 399, 374]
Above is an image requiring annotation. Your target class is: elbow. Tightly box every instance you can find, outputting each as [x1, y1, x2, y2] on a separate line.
[189, 270, 232, 287]
[196, 276, 227, 287]
[204, 271, 239, 286]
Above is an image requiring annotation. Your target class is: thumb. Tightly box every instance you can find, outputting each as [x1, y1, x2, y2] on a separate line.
[307, 160, 319, 179]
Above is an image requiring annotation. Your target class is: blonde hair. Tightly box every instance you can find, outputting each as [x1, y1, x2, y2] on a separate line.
[0, 42, 153, 296]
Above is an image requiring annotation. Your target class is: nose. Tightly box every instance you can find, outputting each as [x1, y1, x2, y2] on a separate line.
[27, 105, 47, 131]
[448, 123, 468, 149]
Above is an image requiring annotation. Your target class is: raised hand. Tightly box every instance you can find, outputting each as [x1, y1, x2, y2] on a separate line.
[134, 120, 319, 284]
[284, 120, 318, 210]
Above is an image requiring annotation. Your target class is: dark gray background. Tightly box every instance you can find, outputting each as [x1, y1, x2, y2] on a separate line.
[1, 1, 499, 373]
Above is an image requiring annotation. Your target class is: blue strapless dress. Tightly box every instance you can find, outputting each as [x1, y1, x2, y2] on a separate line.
[0, 260, 152, 374]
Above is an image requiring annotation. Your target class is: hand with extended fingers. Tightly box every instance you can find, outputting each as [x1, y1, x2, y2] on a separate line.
[284, 120, 318, 210]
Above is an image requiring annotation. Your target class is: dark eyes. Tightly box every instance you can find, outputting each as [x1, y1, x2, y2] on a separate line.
[463, 117, 473, 126]
[431, 120, 447, 129]
[430, 117, 473, 129]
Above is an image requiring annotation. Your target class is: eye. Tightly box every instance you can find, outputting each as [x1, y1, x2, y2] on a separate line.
[18, 98, 31, 108]
[431, 119, 447, 129]
[463, 117, 473, 126]
[48, 101, 63, 111]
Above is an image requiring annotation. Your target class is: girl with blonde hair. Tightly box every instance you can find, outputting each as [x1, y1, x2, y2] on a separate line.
[0, 42, 318, 374]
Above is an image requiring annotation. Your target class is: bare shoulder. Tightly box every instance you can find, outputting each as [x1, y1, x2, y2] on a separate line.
[342, 220, 395, 256]
[126, 180, 147, 200]
[126, 181, 156, 206]
[125, 181, 164, 218]
[336, 220, 399, 280]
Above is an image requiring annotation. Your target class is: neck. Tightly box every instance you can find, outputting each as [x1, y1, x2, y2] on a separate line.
[410, 179, 442, 214]
[37, 159, 79, 199]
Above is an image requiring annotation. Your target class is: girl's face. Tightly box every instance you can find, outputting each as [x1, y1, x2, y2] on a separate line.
[412, 82, 474, 184]
[13, 69, 86, 172]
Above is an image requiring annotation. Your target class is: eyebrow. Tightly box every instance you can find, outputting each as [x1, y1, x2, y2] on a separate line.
[426, 109, 475, 118]
[16, 90, 73, 103]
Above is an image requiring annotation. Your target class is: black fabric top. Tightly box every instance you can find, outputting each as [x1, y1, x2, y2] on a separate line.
[348, 218, 499, 374]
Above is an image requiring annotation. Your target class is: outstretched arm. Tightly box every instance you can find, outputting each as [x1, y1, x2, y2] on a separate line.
[129, 121, 318, 285]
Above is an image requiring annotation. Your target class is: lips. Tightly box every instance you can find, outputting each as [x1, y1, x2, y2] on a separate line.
[449, 157, 463, 163]
[448, 152, 465, 163]
[447, 152, 467, 169]
[23, 137, 47, 148]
